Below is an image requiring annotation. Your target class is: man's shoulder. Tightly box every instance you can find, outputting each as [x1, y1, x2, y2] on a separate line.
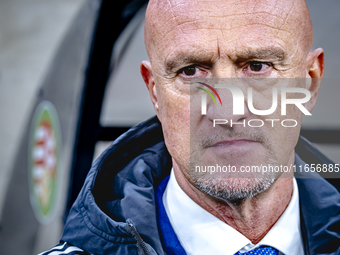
[38, 242, 90, 255]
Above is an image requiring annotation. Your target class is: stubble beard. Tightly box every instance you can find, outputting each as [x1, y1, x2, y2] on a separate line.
[192, 142, 279, 204]
[193, 172, 277, 204]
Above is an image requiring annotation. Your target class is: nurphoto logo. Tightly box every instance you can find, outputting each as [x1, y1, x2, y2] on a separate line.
[195, 79, 312, 128]
[199, 83, 311, 116]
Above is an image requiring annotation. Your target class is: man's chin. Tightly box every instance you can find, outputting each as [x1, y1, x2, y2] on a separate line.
[193, 176, 276, 204]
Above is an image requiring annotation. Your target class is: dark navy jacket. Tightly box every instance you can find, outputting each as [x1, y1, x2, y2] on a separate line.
[59, 116, 340, 255]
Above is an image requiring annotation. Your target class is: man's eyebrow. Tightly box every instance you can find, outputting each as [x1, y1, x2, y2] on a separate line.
[164, 53, 212, 73]
[164, 47, 286, 72]
[235, 47, 286, 61]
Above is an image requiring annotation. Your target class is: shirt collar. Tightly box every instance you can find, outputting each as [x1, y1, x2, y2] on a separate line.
[163, 169, 304, 255]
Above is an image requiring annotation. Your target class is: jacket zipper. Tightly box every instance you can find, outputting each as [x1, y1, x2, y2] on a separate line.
[127, 220, 151, 255]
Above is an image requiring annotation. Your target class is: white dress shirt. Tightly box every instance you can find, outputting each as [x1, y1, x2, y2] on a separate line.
[163, 169, 304, 255]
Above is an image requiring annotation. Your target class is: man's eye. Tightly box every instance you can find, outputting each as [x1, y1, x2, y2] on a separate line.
[182, 66, 197, 76]
[248, 61, 270, 72]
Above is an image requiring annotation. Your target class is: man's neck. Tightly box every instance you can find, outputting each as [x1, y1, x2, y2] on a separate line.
[173, 162, 294, 244]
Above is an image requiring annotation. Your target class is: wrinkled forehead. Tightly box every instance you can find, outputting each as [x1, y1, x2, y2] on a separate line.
[145, 0, 312, 60]
[152, 0, 291, 30]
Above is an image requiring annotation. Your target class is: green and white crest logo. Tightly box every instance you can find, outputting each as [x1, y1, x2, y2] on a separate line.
[28, 101, 62, 224]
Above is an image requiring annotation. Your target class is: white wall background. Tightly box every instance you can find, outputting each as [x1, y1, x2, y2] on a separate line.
[0, 0, 84, 218]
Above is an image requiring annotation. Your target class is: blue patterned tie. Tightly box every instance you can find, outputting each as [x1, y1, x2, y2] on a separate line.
[234, 246, 279, 255]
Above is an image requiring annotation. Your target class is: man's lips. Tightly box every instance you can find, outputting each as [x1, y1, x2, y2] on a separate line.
[208, 139, 259, 148]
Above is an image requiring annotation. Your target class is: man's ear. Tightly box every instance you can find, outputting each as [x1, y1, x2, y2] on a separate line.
[141, 60, 159, 113]
[307, 48, 324, 78]
[304, 48, 324, 113]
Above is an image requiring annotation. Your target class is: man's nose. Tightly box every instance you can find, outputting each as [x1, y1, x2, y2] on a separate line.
[206, 89, 250, 129]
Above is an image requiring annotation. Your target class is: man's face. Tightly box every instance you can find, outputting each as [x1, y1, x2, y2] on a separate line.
[142, 0, 322, 201]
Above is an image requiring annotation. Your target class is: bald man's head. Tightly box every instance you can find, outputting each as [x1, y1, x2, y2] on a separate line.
[144, 0, 314, 65]
[140, 0, 324, 206]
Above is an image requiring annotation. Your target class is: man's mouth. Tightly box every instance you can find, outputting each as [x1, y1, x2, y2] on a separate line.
[207, 139, 259, 148]
[200, 137, 265, 159]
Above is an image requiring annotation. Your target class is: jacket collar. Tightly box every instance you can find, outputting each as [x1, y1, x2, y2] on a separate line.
[62, 116, 340, 255]
[295, 155, 340, 255]
[62, 116, 171, 255]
